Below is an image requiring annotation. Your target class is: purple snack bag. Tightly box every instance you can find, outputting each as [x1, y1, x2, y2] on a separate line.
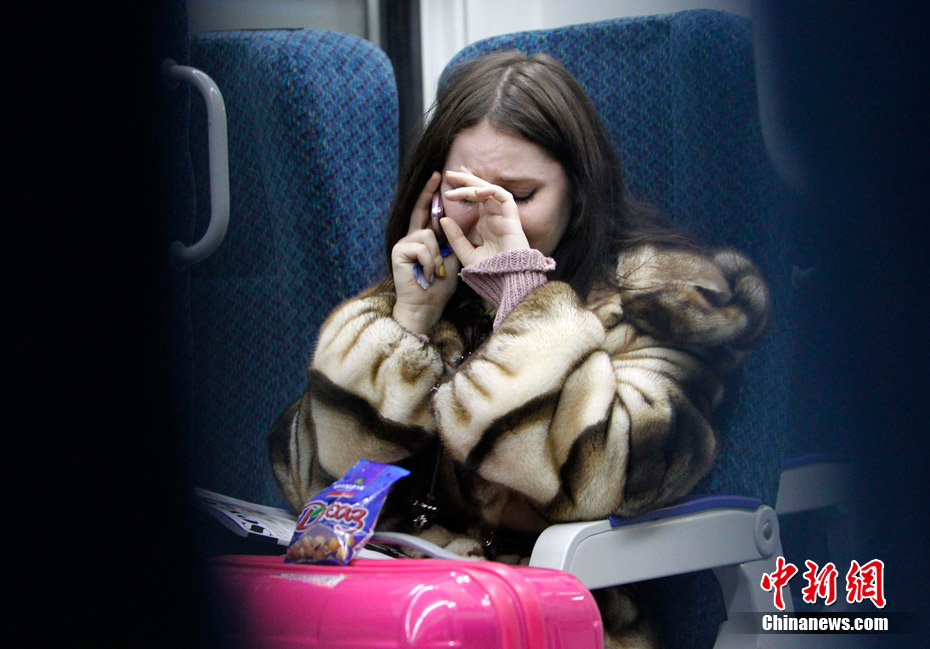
[285, 460, 410, 565]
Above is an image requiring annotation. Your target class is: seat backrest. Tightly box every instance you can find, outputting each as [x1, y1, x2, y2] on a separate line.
[445, 9, 794, 508]
[177, 29, 397, 506]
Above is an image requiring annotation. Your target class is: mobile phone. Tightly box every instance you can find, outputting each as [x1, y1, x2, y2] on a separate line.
[431, 192, 451, 254]
[412, 192, 452, 288]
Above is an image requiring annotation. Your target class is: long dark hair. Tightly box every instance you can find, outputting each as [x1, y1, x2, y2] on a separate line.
[384, 50, 689, 301]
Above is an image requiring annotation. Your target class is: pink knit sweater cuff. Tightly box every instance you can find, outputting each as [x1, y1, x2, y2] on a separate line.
[460, 249, 556, 329]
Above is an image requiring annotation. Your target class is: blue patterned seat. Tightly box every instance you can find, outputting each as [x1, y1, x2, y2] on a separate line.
[179, 29, 397, 507]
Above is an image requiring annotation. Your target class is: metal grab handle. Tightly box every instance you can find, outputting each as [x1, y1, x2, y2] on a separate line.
[163, 59, 230, 269]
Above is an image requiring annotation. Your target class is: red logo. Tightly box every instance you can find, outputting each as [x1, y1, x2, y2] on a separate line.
[761, 557, 886, 610]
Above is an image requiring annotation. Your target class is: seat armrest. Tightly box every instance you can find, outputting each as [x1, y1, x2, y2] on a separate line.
[528, 496, 780, 591]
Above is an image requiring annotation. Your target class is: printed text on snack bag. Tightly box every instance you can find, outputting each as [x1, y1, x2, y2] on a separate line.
[296, 500, 369, 532]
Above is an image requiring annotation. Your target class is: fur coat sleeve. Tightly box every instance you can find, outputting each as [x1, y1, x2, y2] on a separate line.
[269, 243, 769, 525]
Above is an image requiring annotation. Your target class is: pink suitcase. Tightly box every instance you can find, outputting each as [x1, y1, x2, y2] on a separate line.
[207, 554, 603, 649]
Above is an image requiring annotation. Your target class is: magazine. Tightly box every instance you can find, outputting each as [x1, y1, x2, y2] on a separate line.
[194, 487, 297, 547]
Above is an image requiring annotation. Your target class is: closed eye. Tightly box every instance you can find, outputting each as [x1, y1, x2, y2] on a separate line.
[512, 189, 537, 204]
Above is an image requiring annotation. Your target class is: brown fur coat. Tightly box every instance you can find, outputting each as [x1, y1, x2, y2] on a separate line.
[268, 243, 769, 555]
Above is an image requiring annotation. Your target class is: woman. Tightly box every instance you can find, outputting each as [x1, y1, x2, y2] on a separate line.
[269, 51, 769, 648]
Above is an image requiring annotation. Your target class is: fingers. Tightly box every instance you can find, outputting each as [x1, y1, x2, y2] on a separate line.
[393, 243, 437, 290]
[439, 216, 475, 266]
[408, 171, 442, 235]
[443, 170, 515, 210]
[394, 231, 442, 281]
[442, 169, 529, 262]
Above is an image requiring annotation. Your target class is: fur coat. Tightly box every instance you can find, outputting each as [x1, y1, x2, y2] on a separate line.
[268, 243, 769, 558]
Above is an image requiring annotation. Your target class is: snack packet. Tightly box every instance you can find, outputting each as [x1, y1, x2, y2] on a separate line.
[285, 459, 410, 564]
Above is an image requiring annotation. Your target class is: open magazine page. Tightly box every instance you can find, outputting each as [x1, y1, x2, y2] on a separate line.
[195, 487, 298, 546]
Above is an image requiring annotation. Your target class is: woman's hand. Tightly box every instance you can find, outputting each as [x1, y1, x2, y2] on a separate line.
[391, 171, 461, 335]
[440, 169, 530, 267]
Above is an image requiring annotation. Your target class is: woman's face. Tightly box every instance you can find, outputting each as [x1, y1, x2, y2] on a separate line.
[441, 121, 572, 257]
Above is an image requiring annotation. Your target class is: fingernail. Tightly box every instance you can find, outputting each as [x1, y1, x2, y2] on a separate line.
[438, 264, 445, 277]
